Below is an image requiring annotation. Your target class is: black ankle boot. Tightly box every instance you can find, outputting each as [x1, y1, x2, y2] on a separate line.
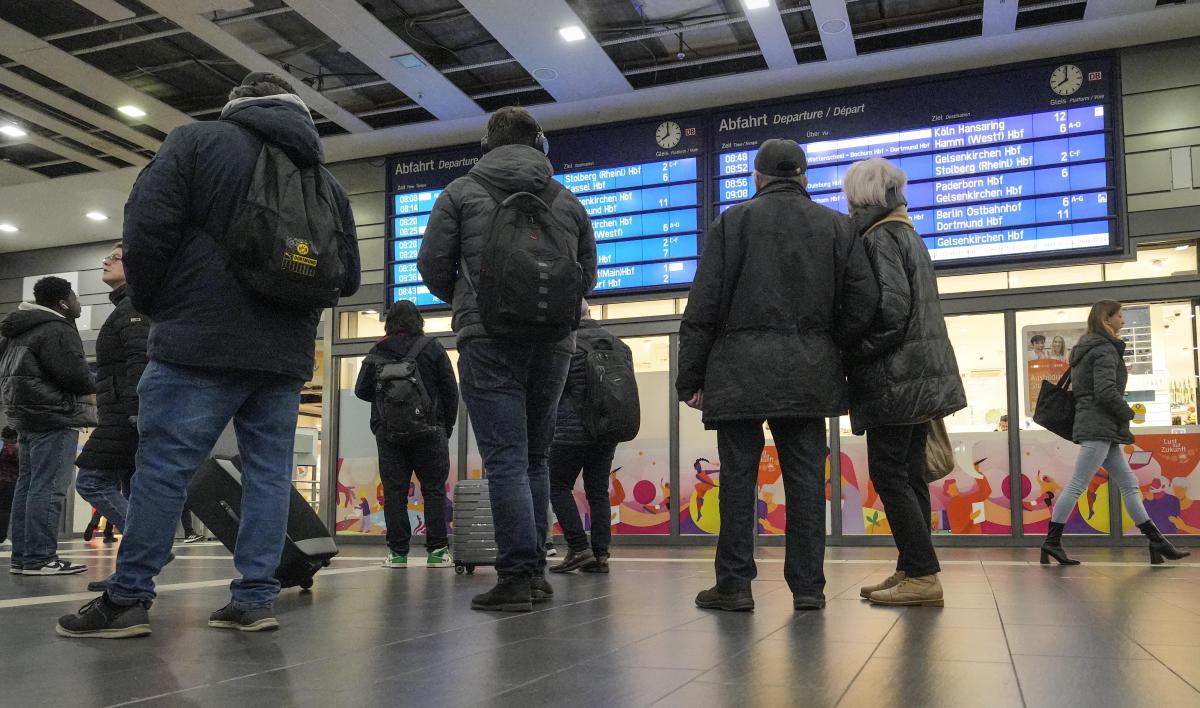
[1040, 522, 1080, 565]
[1137, 520, 1190, 565]
[471, 575, 532, 612]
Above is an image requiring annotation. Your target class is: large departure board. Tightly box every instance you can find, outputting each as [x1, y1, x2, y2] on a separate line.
[711, 57, 1120, 266]
[548, 115, 706, 294]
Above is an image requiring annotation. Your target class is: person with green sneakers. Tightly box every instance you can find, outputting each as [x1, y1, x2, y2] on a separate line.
[355, 301, 459, 569]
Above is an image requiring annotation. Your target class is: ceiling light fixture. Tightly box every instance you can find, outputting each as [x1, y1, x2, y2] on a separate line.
[742, 0, 772, 9]
[558, 25, 586, 42]
[0, 223, 18, 233]
[86, 212, 109, 221]
[391, 53, 425, 69]
[1176, 244, 1190, 251]
[118, 105, 146, 118]
[0, 124, 26, 138]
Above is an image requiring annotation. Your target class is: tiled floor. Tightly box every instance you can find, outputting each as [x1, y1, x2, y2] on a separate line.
[1, 541, 1198, 707]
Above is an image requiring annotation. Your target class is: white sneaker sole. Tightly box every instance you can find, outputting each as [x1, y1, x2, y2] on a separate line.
[381, 562, 408, 569]
[208, 618, 280, 632]
[23, 566, 87, 576]
[55, 624, 152, 639]
[426, 560, 454, 568]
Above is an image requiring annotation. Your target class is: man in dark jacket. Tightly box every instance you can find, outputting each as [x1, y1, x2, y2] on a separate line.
[548, 303, 633, 574]
[0, 426, 19, 545]
[58, 72, 360, 639]
[74, 242, 149, 545]
[676, 139, 878, 613]
[353, 301, 458, 570]
[418, 106, 597, 612]
[0, 276, 96, 576]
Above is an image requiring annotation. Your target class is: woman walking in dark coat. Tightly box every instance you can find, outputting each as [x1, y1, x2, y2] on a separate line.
[1040, 300, 1189, 565]
[842, 157, 967, 607]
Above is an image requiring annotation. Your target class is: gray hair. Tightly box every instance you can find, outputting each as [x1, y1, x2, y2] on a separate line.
[842, 157, 907, 214]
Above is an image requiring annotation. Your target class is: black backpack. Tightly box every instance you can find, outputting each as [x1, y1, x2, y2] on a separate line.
[578, 337, 641, 443]
[466, 173, 584, 341]
[221, 136, 347, 309]
[373, 338, 439, 442]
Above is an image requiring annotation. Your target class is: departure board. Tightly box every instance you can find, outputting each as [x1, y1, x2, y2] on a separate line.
[711, 57, 1121, 266]
[549, 115, 706, 294]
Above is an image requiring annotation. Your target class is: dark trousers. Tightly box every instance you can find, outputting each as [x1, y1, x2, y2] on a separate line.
[180, 507, 196, 536]
[715, 418, 827, 596]
[548, 442, 617, 556]
[866, 423, 941, 577]
[377, 431, 450, 555]
[0, 481, 13, 543]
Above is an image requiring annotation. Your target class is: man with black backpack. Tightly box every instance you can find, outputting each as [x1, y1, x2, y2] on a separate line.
[548, 301, 639, 575]
[57, 72, 360, 639]
[354, 301, 458, 570]
[419, 106, 597, 612]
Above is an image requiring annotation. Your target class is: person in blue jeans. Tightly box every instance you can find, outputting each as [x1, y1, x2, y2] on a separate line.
[419, 106, 597, 611]
[0, 276, 97, 576]
[57, 71, 359, 639]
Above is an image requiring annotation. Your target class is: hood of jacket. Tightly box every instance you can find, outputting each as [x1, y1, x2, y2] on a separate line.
[1, 304, 67, 338]
[852, 203, 911, 236]
[469, 144, 553, 194]
[375, 331, 426, 359]
[1070, 330, 1125, 366]
[220, 95, 323, 167]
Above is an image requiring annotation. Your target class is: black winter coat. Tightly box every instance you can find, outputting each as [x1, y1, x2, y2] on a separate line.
[0, 305, 97, 432]
[554, 319, 632, 446]
[417, 145, 598, 355]
[122, 96, 361, 382]
[353, 333, 459, 438]
[1069, 330, 1134, 445]
[676, 180, 879, 425]
[846, 205, 966, 434]
[76, 286, 149, 472]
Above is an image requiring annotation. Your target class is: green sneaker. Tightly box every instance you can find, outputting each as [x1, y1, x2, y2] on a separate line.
[382, 551, 407, 569]
[427, 547, 454, 568]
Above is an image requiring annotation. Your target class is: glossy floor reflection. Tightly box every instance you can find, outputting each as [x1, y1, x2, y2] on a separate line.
[1, 541, 1198, 707]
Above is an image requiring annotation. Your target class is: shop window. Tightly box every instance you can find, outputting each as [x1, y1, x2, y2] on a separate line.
[1104, 245, 1197, 281]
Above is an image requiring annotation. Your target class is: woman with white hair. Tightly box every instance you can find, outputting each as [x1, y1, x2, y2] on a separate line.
[842, 157, 966, 607]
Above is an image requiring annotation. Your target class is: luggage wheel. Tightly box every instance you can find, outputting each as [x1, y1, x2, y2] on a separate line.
[455, 564, 466, 575]
[299, 577, 314, 590]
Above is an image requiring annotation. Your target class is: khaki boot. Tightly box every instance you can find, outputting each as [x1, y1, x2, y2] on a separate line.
[860, 570, 905, 599]
[868, 574, 943, 607]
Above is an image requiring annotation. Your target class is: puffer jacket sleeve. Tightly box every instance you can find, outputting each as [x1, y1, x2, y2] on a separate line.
[834, 223, 880, 350]
[431, 341, 459, 433]
[1092, 346, 1135, 421]
[418, 190, 462, 302]
[41, 324, 96, 396]
[677, 215, 727, 400]
[353, 347, 378, 402]
[857, 227, 912, 360]
[122, 127, 194, 315]
[573, 201, 598, 293]
[117, 310, 150, 417]
[332, 179, 361, 298]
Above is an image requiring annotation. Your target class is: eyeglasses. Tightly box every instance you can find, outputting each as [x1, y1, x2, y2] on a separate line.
[103, 254, 123, 263]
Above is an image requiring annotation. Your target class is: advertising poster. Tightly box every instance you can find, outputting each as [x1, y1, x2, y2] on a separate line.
[1023, 322, 1086, 416]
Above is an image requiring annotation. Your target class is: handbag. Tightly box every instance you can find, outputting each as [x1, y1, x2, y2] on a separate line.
[924, 417, 955, 483]
[1033, 370, 1075, 441]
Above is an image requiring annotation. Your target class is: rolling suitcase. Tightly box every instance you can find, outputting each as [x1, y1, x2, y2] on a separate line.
[452, 478, 497, 575]
[187, 456, 338, 590]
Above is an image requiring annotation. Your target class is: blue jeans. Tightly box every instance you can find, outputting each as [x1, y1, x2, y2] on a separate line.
[458, 338, 570, 578]
[76, 468, 131, 531]
[107, 361, 302, 610]
[1051, 440, 1150, 526]
[10, 428, 79, 568]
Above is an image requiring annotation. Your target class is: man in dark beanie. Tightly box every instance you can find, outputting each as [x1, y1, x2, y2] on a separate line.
[58, 71, 361, 638]
[354, 301, 459, 570]
[677, 138, 878, 613]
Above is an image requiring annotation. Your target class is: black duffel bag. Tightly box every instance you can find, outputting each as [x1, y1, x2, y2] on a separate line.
[1033, 370, 1075, 441]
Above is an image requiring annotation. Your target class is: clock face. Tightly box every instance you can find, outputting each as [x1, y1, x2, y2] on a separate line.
[655, 121, 682, 149]
[1050, 64, 1083, 96]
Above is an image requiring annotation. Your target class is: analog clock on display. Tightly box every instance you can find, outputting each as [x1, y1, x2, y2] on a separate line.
[1050, 64, 1083, 96]
[655, 120, 682, 149]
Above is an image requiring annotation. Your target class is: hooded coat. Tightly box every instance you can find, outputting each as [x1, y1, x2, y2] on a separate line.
[417, 144, 598, 354]
[0, 304, 97, 432]
[121, 95, 361, 381]
[1069, 330, 1134, 445]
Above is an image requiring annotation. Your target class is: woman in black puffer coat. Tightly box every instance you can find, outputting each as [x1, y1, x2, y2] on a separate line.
[843, 157, 966, 609]
[1040, 300, 1189, 566]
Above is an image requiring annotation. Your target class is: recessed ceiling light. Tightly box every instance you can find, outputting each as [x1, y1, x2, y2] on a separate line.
[1176, 244, 1190, 251]
[0, 124, 26, 138]
[0, 223, 18, 233]
[86, 211, 109, 221]
[819, 18, 849, 33]
[742, 0, 771, 9]
[118, 105, 146, 118]
[391, 53, 424, 69]
[558, 25, 586, 42]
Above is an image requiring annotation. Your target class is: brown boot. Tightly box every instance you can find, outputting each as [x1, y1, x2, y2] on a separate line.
[868, 574, 943, 607]
[860, 570, 905, 599]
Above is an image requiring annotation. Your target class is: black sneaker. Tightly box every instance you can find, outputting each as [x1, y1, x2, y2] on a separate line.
[9, 565, 22, 575]
[23, 559, 87, 576]
[793, 593, 827, 611]
[87, 579, 109, 592]
[695, 585, 754, 612]
[530, 575, 554, 604]
[56, 595, 151, 639]
[208, 603, 280, 632]
[581, 554, 610, 574]
[471, 575, 532, 612]
[549, 548, 595, 574]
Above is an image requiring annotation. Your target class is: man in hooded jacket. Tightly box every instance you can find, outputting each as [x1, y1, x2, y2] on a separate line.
[57, 72, 360, 639]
